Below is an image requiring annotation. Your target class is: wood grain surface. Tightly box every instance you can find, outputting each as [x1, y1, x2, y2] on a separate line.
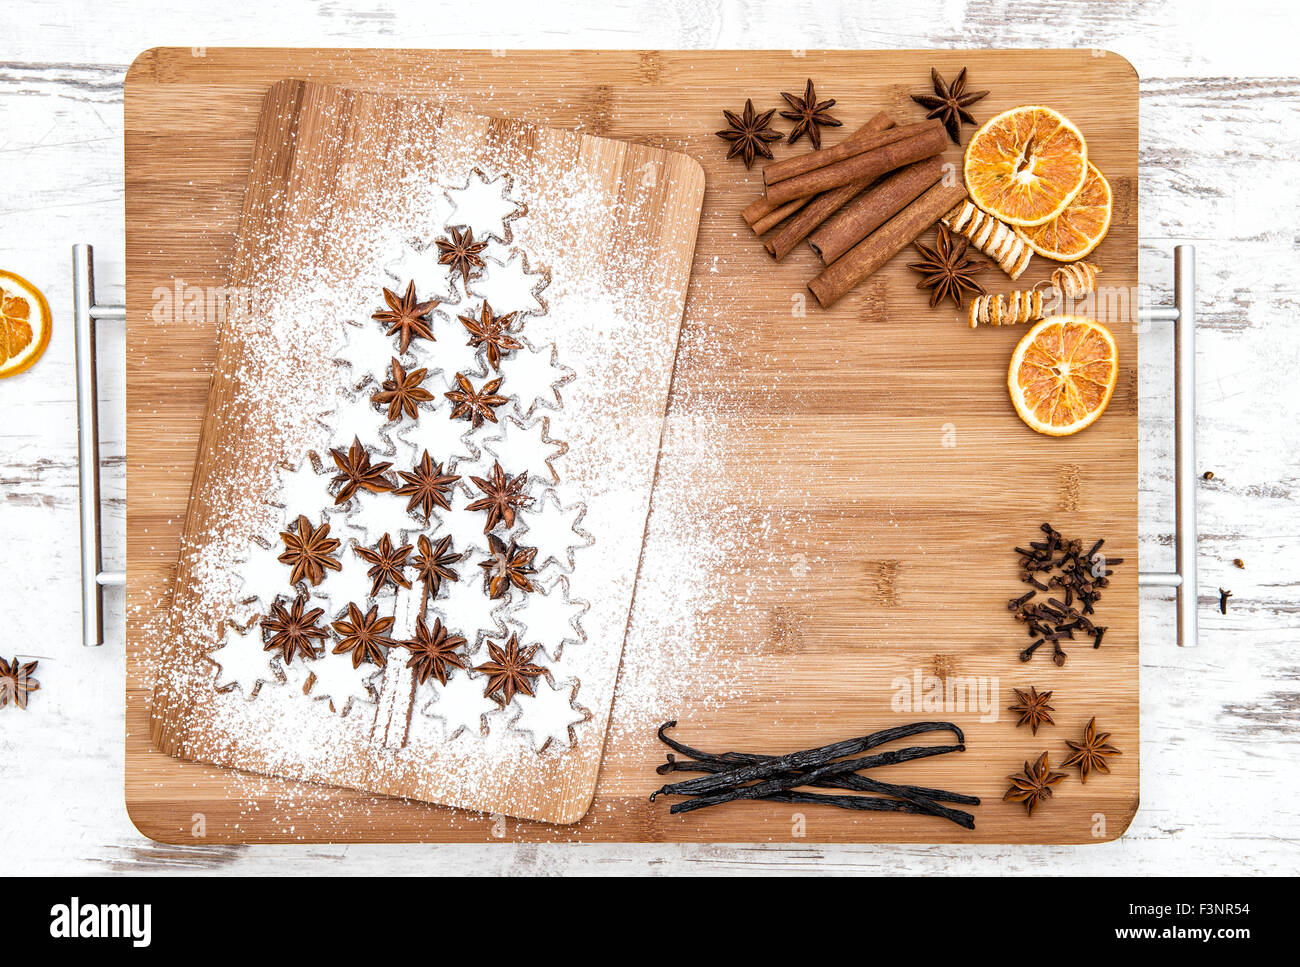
[6, 0, 1295, 874]
[145, 77, 705, 824]
[124, 48, 1137, 843]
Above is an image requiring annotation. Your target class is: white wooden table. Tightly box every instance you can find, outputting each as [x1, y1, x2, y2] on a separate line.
[1, 0, 1296, 875]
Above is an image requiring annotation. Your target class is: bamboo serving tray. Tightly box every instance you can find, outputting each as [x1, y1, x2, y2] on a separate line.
[125, 48, 1139, 844]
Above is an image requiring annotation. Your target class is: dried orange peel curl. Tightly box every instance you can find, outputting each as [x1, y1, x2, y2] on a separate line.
[968, 263, 1102, 328]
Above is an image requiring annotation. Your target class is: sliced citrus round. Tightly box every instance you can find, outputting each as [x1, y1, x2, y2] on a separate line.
[1008, 315, 1118, 436]
[964, 105, 1088, 227]
[1016, 162, 1112, 262]
[0, 270, 52, 379]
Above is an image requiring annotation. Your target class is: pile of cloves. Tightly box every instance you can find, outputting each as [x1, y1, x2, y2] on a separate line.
[1009, 523, 1122, 666]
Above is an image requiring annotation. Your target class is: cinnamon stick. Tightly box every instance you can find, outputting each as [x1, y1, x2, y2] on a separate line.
[808, 182, 968, 310]
[763, 114, 920, 188]
[764, 125, 939, 261]
[747, 198, 807, 235]
[808, 157, 946, 264]
[742, 194, 800, 228]
[742, 113, 894, 233]
[765, 180, 863, 260]
[766, 122, 948, 207]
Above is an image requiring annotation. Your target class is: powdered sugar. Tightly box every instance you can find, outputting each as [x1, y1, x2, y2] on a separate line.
[145, 91, 701, 820]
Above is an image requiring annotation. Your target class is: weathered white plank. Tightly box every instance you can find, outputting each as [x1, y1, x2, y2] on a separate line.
[0, 0, 1297, 875]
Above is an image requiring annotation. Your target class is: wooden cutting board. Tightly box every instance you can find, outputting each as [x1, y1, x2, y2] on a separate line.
[142, 78, 706, 824]
[126, 49, 1139, 843]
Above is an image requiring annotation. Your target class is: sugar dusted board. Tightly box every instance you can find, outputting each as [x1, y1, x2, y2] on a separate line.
[143, 78, 705, 824]
[127, 50, 1139, 843]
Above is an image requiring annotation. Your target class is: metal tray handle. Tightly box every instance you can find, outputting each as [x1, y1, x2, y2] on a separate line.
[74, 243, 125, 648]
[1137, 245, 1198, 646]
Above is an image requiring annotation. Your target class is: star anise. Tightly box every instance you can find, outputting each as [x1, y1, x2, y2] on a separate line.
[467, 460, 531, 533]
[329, 437, 395, 504]
[355, 533, 413, 595]
[1008, 686, 1056, 735]
[436, 226, 488, 289]
[394, 450, 460, 519]
[445, 372, 508, 428]
[0, 656, 39, 710]
[908, 224, 987, 309]
[1003, 751, 1067, 817]
[261, 596, 328, 664]
[1061, 717, 1122, 783]
[459, 300, 521, 371]
[278, 514, 343, 586]
[910, 67, 989, 145]
[479, 534, 538, 599]
[779, 79, 842, 150]
[473, 633, 544, 703]
[715, 98, 783, 169]
[372, 357, 434, 422]
[411, 534, 461, 596]
[402, 615, 468, 687]
[331, 602, 397, 668]
[371, 280, 437, 353]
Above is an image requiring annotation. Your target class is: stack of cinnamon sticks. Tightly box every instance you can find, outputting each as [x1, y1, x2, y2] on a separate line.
[742, 113, 968, 309]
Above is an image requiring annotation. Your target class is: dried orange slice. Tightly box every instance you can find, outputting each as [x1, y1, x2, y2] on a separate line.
[1016, 163, 1112, 262]
[0, 270, 52, 379]
[964, 106, 1088, 227]
[1008, 315, 1118, 436]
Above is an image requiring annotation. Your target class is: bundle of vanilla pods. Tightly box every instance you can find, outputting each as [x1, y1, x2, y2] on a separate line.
[650, 720, 980, 828]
